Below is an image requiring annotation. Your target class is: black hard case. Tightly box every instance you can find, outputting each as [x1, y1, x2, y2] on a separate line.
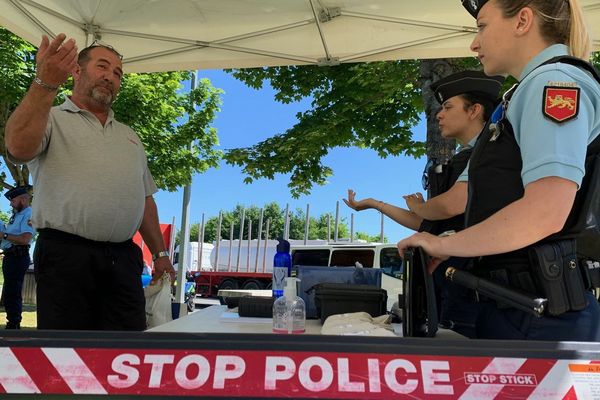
[297, 265, 383, 319]
[314, 283, 387, 323]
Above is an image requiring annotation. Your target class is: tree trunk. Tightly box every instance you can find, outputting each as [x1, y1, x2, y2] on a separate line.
[419, 59, 462, 164]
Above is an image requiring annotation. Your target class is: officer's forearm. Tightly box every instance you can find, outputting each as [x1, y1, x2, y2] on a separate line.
[377, 202, 423, 231]
[4, 232, 33, 246]
[5, 83, 56, 162]
[412, 181, 467, 220]
[439, 177, 576, 257]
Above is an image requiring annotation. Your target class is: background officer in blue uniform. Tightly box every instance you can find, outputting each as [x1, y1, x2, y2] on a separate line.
[398, 0, 600, 341]
[1, 185, 35, 329]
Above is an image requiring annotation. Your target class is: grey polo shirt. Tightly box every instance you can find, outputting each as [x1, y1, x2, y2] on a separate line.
[25, 97, 158, 242]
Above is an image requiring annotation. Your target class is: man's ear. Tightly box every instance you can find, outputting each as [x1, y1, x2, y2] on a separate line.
[515, 6, 535, 36]
[72, 63, 81, 83]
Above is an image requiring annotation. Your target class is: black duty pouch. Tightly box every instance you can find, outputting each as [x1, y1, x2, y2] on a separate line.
[528, 240, 587, 316]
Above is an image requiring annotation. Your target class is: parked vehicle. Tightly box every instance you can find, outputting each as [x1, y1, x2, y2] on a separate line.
[184, 240, 403, 311]
[173, 242, 214, 272]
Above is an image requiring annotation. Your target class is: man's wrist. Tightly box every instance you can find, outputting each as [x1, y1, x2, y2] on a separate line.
[152, 250, 170, 261]
[33, 76, 59, 92]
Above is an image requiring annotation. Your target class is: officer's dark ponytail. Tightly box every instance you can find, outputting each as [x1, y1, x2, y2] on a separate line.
[496, 0, 590, 60]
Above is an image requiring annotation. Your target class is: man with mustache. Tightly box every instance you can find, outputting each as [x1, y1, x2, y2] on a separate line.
[5, 34, 175, 331]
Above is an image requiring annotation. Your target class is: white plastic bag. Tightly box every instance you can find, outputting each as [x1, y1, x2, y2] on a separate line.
[144, 274, 173, 328]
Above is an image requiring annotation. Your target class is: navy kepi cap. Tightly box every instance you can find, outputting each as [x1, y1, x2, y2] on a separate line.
[5, 185, 32, 200]
[430, 70, 504, 104]
[462, 0, 489, 18]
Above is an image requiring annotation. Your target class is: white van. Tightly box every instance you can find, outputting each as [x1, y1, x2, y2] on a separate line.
[290, 243, 403, 311]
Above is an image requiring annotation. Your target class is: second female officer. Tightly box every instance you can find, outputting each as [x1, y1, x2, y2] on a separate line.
[345, 70, 503, 336]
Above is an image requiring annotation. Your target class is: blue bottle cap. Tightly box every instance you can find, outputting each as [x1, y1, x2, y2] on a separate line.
[276, 238, 290, 253]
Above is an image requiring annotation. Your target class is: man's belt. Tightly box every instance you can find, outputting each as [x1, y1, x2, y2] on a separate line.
[37, 228, 133, 247]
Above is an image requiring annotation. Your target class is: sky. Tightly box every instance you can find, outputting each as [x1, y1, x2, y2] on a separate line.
[152, 69, 428, 244]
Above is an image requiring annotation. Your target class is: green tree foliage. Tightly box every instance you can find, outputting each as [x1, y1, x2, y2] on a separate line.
[355, 231, 387, 243]
[185, 202, 350, 244]
[0, 27, 223, 191]
[112, 73, 223, 191]
[225, 61, 424, 198]
[0, 210, 10, 224]
[0, 27, 36, 188]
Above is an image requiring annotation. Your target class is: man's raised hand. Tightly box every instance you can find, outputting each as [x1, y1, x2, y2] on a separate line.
[35, 34, 78, 89]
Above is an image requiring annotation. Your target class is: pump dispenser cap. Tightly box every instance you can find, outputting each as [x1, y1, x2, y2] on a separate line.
[276, 238, 290, 253]
[283, 277, 297, 300]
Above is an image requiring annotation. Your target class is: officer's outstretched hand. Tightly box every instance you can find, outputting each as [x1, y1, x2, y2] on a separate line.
[152, 257, 176, 284]
[397, 232, 448, 274]
[35, 34, 78, 89]
[343, 189, 375, 211]
[402, 192, 425, 212]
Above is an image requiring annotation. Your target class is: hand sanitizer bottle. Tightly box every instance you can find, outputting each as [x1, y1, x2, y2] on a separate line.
[272, 277, 306, 334]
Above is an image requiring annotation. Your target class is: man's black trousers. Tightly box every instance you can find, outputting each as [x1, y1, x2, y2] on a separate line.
[34, 229, 146, 330]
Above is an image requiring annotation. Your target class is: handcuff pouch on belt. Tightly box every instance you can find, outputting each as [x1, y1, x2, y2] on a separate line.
[528, 239, 587, 316]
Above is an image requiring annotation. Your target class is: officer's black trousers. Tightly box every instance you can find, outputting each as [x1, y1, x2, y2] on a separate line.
[34, 229, 146, 331]
[2, 253, 30, 327]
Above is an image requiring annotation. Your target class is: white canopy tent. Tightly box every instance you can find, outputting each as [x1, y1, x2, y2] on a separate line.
[2, 0, 599, 74]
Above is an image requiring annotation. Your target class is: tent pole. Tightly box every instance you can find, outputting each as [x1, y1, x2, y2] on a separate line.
[174, 71, 197, 316]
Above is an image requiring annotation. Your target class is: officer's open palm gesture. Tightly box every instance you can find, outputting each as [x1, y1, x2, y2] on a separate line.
[35, 34, 78, 89]
[343, 189, 374, 211]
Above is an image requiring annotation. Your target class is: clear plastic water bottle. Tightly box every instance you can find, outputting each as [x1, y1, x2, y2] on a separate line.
[273, 277, 306, 334]
[272, 238, 291, 298]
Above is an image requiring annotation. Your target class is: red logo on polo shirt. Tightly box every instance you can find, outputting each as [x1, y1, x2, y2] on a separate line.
[543, 86, 580, 123]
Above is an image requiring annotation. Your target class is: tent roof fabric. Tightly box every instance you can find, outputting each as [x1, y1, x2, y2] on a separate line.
[1, 0, 600, 73]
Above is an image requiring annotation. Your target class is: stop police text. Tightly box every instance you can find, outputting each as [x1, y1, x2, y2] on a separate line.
[108, 354, 454, 395]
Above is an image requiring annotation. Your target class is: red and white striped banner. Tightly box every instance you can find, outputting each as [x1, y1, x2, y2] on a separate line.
[1, 347, 598, 398]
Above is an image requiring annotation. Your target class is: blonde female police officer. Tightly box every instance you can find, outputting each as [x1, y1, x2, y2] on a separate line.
[398, 0, 600, 341]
